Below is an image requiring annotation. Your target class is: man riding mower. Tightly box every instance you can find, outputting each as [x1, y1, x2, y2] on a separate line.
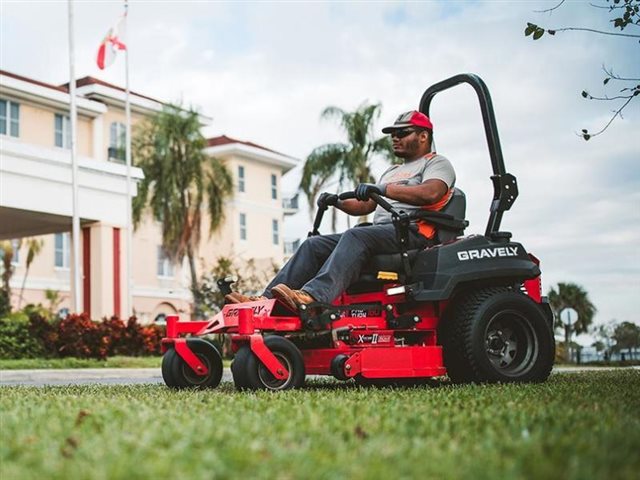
[159, 73, 555, 391]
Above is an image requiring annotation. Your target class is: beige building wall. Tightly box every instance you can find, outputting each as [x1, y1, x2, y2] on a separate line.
[3, 71, 297, 323]
[10, 101, 92, 156]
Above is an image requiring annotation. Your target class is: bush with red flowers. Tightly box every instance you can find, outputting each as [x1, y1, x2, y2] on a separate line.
[0, 312, 164, 359]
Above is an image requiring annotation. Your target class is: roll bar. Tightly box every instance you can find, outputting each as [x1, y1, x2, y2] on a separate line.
[419, 73, 518, 237]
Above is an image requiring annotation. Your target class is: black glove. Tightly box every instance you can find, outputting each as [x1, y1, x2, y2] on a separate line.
[354, 183, 387, 201]
[317, 192, 339, 208]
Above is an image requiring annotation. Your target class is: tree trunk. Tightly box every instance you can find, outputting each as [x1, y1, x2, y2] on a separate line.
[187, 246, 200, 319]
[17, 264, 31, 309]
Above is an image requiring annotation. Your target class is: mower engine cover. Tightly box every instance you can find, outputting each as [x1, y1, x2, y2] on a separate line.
[410, 234, 540, 301]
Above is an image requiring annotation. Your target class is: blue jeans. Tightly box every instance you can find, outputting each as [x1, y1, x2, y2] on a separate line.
[264, 223, 428, 303]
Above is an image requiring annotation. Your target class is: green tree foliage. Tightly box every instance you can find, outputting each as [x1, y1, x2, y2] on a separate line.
[133, 104, 233, 318]
[299, 102, 395, 229]
[548, 282, 597, 334]
[525, 0, 640, 140]
[612, 321, 640, 354]
[197, 256, 279, 316]
[592, 320, 616, 354]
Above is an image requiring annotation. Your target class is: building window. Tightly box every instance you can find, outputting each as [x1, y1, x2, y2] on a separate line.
[54, 113, 71, 149]
[238, 165, 245, 193]
[272, 219, 279, 245]
[54, 233, 70, 269]
[239, 213, 247, 240]
[0, 99, 20, 137]
[157, 247, 174, 278]
[109, 122, 126, 162]
[271, 174, 277, 200]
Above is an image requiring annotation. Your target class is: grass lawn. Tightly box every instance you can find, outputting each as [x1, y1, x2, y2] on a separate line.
[1, 370, 638, 480]
[0, 356, 162, 370]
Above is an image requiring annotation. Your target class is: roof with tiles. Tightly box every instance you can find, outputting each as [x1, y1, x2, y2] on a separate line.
[206, 135, 293, 159]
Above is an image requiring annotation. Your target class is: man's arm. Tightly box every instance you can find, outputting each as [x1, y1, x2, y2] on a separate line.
[336, 198, 376, 216]
[385, 179, 448, 205]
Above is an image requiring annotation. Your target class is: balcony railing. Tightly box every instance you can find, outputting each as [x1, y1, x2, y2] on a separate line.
[108, 146, 125, 163]
[282, 194, 299, 215]
[284, 238, 301, 255]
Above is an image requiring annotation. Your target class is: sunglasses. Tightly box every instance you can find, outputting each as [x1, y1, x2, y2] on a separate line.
[390, 128, 422, 139]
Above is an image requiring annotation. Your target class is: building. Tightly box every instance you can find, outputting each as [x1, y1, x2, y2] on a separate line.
[0, 69, 299, 321]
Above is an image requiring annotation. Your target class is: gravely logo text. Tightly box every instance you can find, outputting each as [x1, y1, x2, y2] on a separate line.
[457, 246, 519, 261]
[225, 305, 268, 317]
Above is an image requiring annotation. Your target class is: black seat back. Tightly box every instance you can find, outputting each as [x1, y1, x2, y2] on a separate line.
[346, 188, 467, 293]
[436, 187, 466, 243]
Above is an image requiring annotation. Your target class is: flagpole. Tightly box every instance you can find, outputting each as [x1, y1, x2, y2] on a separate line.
[124, 0, 133, 318]
[68, 0, 82, 314]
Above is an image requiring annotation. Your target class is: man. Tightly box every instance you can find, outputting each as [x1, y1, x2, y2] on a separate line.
[226, 110, 456, 311]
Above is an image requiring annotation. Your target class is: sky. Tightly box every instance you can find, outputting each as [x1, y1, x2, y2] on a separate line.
[1, 0, 638, 341]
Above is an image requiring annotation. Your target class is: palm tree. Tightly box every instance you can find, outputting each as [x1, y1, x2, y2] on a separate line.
[299, 102, 395, 230]
[18, 238, 44, 308]
[133, 104, 233, 317]
[548, 282, 597, 334]
[0, 240, 16, 314]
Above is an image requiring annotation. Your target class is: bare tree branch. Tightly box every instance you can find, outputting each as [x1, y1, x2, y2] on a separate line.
[534, 0, 566, 13]
[602, 65, 640, 81]
[589, 2, 626, 9]
[549, 26, 640, 38]
[579, 95, 635, 139]
[585, 94, 634, 100]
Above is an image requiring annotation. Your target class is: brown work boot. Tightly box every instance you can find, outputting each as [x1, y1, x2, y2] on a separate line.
[224, 292, 267, 304]
[271, 284, 315, 311]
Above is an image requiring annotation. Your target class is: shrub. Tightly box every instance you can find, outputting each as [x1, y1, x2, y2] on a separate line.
[0, 312, 165, 360]
[0, 312, 47, 359]
[28, 313, 59, 354]
[57, 313, 109, 359]
[109, 317, 164, 356]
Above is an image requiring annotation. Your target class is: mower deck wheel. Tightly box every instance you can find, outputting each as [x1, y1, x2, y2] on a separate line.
[330, 354, 350, 381]
[163, 338, 223, 390]
[231, 346, 252, 390]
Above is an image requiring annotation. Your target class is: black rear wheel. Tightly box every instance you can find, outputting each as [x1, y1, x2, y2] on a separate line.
[441, 288, 555, 383]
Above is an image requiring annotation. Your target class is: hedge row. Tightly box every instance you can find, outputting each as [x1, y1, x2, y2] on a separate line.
[0, 313, 164, 360]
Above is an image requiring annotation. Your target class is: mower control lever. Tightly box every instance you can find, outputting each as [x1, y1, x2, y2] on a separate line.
[309, 190, 402, 237]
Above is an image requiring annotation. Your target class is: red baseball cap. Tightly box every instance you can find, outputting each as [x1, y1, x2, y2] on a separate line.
[382, 110, 433, 133]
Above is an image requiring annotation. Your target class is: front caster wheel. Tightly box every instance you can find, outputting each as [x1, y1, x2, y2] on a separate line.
[162, 338, 223, 389]
[233, 336, 305, 391]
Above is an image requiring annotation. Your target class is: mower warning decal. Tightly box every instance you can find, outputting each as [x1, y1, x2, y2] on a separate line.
[457, 246, 520, 261]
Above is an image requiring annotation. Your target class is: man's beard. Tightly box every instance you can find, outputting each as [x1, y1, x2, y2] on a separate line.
[395, 137, 420, 159]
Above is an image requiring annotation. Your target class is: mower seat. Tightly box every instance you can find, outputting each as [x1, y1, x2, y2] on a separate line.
[349, 188, 467, 291]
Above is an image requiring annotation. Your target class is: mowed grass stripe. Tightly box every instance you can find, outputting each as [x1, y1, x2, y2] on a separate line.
[1, 370, 638, 480]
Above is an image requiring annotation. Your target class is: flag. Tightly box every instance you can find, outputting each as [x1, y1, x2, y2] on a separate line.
[96, 14, 127, 70]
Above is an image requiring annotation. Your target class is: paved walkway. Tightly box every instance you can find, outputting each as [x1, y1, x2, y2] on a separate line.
[1, 365, 637, 387]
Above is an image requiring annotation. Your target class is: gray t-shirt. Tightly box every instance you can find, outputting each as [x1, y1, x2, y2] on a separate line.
[373, 153, 456, 224]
